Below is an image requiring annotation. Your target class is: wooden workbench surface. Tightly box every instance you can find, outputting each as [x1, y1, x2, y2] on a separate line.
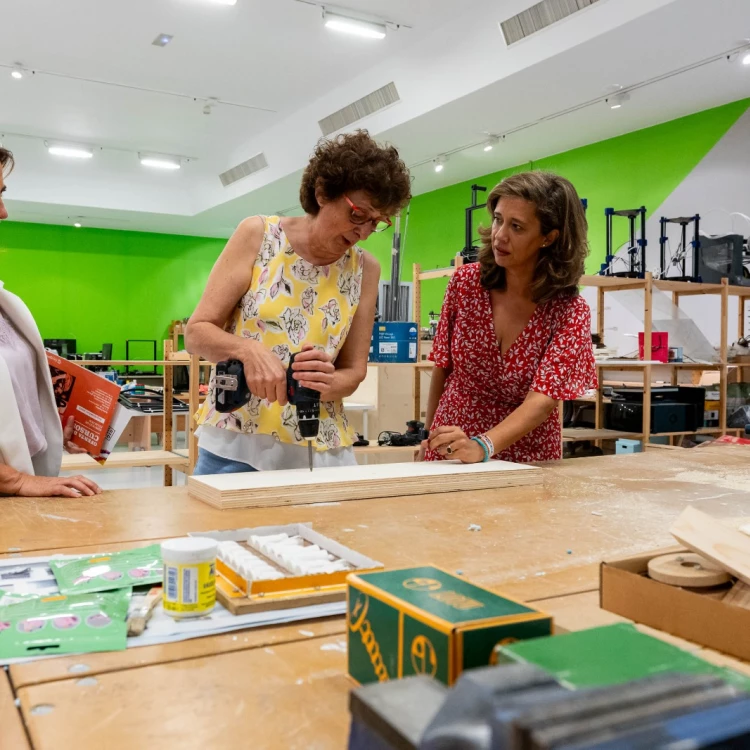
[4, 450, 750, 749]
[17, 634, 352, 750]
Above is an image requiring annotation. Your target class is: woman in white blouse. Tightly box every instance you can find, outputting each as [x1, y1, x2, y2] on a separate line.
[0, 148, 100, 497]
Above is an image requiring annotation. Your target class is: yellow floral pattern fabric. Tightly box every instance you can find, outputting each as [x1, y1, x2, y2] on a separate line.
[196, 216, 364, 450]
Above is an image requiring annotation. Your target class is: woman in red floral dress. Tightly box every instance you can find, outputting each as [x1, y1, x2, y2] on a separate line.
[422, 171, 596, 464]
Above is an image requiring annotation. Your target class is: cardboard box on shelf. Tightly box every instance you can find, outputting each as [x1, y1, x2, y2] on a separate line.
[601, 548, 750, 663]
[347, 566, 552, 687]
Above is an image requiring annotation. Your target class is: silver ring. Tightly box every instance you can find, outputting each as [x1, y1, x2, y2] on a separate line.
[446, 445, 453, 455]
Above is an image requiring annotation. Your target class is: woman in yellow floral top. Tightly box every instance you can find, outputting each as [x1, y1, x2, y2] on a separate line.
[186, 131, 412, 473]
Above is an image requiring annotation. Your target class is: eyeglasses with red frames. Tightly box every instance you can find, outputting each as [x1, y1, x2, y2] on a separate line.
[344, 195, 393, 233]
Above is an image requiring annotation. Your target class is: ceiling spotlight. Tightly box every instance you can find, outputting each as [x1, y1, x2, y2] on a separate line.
[11, 63, 25, 80]
[74, 222, 82, 228]
[483, 135, 500, 152]
[47, 142, 94, 159]
[433, 155, 447, 173]
[608, 92, 630, 109]
[202, 97, 219, 116]
[743, 51, 750, 66]
[324, 11, 387, 39]
[152, 33, 174, 47]
[139, 153, 181, 170]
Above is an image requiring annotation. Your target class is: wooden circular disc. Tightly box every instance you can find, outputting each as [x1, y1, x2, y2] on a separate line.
[647, 553, 731, 588]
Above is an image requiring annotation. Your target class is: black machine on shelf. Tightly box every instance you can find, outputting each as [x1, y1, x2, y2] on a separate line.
[459, 184, 487, 264]
[600, 206, 647, 277]
[118, 387, 189, 414]
[605, 386, 705, 435]
[697, 233, 750, 285]
[659, 215, 701, 281]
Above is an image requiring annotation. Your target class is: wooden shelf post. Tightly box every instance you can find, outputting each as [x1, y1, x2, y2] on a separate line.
[188, 354, 201, 474]
[720, 279, 729, 434]
[163, 340, 175, 487]
[413, 263, 422, 421]
[641, 273, 653, 441]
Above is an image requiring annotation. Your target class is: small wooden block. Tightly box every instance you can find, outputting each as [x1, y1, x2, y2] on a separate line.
[647, 552, 731, 588]
[216, 581, 345, 616]
[723, 581, 750, 610]
[671, 507, 750, 587]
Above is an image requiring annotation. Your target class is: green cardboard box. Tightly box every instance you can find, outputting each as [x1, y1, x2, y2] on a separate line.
[346, 565, 552, 686]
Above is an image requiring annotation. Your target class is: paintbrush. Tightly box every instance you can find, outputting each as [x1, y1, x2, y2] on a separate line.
[127, 586, 162, 636]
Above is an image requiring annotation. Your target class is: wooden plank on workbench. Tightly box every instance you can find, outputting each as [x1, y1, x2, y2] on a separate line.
[60, 450, 189, 471]
[0, 670, 30, 750]
[10, 617, 345, 690]
[188, 461, 542, 510]
[19, 634, 351, 750]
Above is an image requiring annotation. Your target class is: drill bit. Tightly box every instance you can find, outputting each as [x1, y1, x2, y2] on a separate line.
[307, 440, 313, 472]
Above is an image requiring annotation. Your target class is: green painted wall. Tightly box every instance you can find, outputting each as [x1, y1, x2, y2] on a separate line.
[392, 98, 750, 324]
[0, 222, 225, 359]
[2, 98, 748, 348]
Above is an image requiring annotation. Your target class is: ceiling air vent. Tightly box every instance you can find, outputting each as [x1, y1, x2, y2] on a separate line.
[500, 0, 599, 45]
[318, 82, 400, 137]
[219, 152, 269, 188]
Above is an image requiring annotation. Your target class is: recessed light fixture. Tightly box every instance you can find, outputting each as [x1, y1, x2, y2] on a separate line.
[139, 153, 181, 170]
[74, 222, 82, 228]
[743, 51, 750, 66]
[47, 142, 94, 159]
[11, 63, 25, 80]
[324, 11, 387, 39]
[152, 33, 174, 47]
[433, 155, 447, 173]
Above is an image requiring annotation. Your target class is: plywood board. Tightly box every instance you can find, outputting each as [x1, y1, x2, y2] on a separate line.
[61, 450, 189, 471]
[188, 460, 542, 509]
[671, 507, 750, 587]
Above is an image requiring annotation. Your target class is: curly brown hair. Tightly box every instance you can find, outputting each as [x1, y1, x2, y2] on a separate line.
[0, 147, 14, 176]
[299, 130, 411, 216]
[478, 171, 589, 303]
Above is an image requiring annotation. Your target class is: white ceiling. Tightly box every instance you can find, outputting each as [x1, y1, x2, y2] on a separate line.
[2, 0, 750, 237]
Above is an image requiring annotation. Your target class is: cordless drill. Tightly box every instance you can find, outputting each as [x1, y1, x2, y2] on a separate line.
[214, 354, 321, 471]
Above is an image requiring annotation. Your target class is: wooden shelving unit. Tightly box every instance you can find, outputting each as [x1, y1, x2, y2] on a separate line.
[411, 263, 744, 447]
[411, 257, 463, 420]
[587, 273, 731, 444]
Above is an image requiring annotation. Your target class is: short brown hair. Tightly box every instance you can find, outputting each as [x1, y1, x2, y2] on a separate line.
[478, 171, 589, 303]
[300, 130, 411, 216]
[0, 147, 14, 176]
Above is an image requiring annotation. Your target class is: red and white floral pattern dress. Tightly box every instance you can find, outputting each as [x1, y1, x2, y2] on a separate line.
[426, 263, 597, 463]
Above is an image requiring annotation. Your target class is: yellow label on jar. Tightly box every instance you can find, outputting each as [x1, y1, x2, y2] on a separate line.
[163, 560, 216, 614]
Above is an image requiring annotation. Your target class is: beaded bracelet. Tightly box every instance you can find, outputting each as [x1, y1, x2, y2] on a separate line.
[479, 433, 495, 458]
[470, 437, 490, 463]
